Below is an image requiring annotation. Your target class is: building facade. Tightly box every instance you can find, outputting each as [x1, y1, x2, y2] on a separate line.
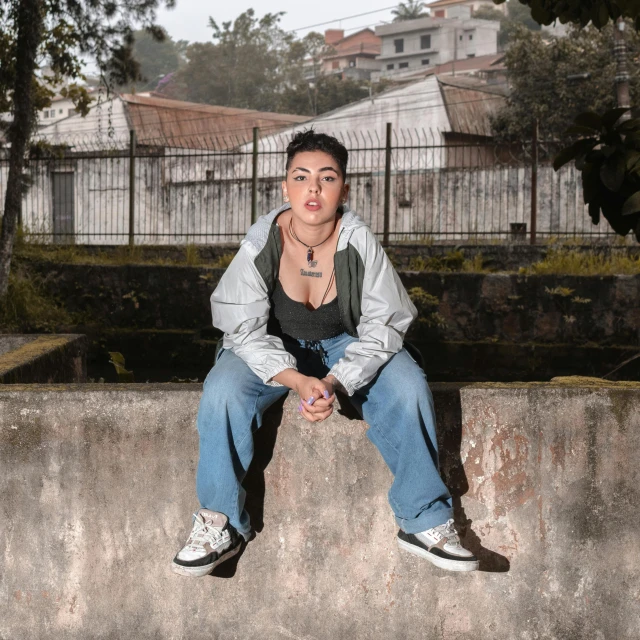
[320, 29, 382, 81]
[426, 0, 507, 18]
[375, 13, 500, 79]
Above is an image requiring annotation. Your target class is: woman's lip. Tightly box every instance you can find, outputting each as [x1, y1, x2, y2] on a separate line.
[305, 202, 321, 210]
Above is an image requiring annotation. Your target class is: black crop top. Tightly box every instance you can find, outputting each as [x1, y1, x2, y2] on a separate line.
[267, 279, 345, 341]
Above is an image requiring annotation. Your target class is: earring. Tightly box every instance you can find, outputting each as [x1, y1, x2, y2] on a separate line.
[284, 195, 289, 202]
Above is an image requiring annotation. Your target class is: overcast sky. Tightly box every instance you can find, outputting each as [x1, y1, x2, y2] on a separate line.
[154, 0, 403, 43]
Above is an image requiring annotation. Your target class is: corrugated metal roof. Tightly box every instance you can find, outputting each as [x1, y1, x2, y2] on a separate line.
[438, 76, 507, 136]
[397, 52, 506, 82]
[122, 94, 309, 149]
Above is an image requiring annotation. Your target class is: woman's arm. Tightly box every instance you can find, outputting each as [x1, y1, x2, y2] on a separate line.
[327, 227, 417, 396]
[211, 243, 297, 386]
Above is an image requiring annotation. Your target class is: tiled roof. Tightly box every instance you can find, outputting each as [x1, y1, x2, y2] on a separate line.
[121, 94, 309, 148]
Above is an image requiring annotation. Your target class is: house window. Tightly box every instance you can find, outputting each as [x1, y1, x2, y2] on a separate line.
[420, 35, 431, 49]
[421, 58, 430, 66]
[469, 34, 473, 40]
[349, 60, 356, 67]
[459, 34, 463, 41]
[43, 110, 50, 118]
[332, 60, 339, 69]
[467, 53, 476, 58]
[435, 9, 445, 17]
[68, 108, 77, 117]
[59, 109, 63, 114]
[394, 39, 404, 53]
[399, 62, 409, 69]
[387, 63, 395, 70]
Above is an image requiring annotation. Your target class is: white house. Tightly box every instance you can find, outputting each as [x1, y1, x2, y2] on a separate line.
[374, 9, 500, 79]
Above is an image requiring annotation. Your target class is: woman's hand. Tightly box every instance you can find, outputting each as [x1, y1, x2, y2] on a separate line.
[295, 376, 336, 423]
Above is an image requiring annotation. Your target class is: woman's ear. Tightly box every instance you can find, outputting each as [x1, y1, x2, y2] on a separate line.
[281, 180, 289, 203]
[341, 183, 350, 204]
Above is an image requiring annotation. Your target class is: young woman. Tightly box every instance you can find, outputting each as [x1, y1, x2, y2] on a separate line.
[172, 130, 478, 576]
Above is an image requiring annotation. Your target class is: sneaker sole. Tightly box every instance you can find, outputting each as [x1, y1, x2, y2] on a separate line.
[397, 538, 479, 572]
[171, 542, 242, 577]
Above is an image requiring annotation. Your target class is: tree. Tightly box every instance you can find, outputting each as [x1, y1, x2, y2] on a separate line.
[0, 0, 173, 298]
[490, 23, 640, 140]
[391, 1, 427, 22]
[474, 1, 541, 49]
[117, 28, 185, 93]
[163, 11, 388, 118]
[492, 0, 640, 29]
[164, 10, 295, 112]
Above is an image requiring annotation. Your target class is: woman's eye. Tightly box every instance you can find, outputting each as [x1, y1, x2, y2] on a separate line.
[323, 176, 335, 181]
[294, 175, 306, 181]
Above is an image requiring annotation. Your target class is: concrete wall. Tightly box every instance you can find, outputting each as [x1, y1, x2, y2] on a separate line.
[0, 335, 87, 384]
[27, 262, 640, 347]
[1, 380, 639, 638]
[13, 156, 596, 244]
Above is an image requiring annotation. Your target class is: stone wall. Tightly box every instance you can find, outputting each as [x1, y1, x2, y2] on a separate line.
[0, 334, 87, 384]
[1, 380, 639, 638]
[28, 261, 640, 346]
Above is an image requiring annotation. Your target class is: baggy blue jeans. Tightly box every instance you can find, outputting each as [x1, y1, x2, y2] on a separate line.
[196, 332, 453, 538]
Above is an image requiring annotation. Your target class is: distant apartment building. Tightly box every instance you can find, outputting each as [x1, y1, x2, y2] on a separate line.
[374, 8, 499, 79]
[319, 29, 382, 80]
[426, 0, 507, 19]
[39, 94, 81, 127]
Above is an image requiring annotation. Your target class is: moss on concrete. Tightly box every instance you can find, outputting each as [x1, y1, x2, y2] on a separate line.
[0, 336, 71, 376]
[468, 376, 640, 389]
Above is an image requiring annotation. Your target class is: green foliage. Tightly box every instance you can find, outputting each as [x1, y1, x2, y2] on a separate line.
[521, 247, 640, 274]
[553, 107, 640, 241]
[161, 11, 385, 116]
[392, 1, 427, 22]
[0, 1, 173, 123]
[493, 0, 640, 30]
[408, 249, 485, 272]
[491, 23, 640, 140]
[0, 262, 72, 332]
[114, 28, 185, 93]
[407, 287, 446, 330]
[473, 2, 541, 48]
[108, 352, 135, 382]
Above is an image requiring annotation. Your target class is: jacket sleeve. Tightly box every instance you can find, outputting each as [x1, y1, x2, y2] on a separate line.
[210, 241, 297, 386]
[328, 227, 417, 396]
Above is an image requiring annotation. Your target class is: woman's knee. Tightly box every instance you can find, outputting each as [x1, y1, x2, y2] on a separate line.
[376, 349, 430, 405]
[199, 350, 262, 419]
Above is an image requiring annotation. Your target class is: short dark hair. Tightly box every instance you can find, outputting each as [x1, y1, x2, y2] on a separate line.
[285, 129, 348, 179]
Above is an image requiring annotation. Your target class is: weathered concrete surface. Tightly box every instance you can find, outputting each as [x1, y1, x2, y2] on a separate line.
[0, 334, 87, 384]
[1, 381, 639, 639]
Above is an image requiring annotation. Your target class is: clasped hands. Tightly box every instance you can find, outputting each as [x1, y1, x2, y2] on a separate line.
[294, 375, 340, 423]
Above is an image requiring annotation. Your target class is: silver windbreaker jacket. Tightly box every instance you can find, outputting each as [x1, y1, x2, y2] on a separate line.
[210, 204, 417, 396]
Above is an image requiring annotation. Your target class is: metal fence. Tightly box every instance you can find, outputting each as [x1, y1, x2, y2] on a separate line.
[0, 126, 621, 245]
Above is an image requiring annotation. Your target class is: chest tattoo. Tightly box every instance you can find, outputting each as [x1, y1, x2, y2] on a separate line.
[300, 269, 322, 278]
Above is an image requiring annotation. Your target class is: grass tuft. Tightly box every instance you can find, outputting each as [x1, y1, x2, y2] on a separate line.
[409, 249, 486, 273]
[0, 263, 73, 332]
[521, 248, 640, 276]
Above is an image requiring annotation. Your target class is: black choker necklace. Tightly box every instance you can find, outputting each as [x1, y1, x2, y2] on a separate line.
[289, 217, 336, 267]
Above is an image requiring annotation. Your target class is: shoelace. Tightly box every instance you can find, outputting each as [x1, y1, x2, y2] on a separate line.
[431, 519, 460, 546]
[188, 513, 224, 549]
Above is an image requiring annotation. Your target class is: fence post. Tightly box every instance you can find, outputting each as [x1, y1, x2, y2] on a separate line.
[383, 122, 392, 247]
[530, 118, 538, 246]
[129, 129, 136, 247]
[251, 127, 259, 225]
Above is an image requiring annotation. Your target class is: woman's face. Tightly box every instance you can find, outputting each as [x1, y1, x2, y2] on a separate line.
[282, 150, 349, 225]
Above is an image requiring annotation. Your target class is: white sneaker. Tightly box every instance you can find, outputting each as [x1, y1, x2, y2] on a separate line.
[397, 519, 479, 572]
[172, 509, 244, 577]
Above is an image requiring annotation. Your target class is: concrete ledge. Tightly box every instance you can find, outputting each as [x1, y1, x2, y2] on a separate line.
[1, 381, 639, 639]
[0, 334, 87, 383]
